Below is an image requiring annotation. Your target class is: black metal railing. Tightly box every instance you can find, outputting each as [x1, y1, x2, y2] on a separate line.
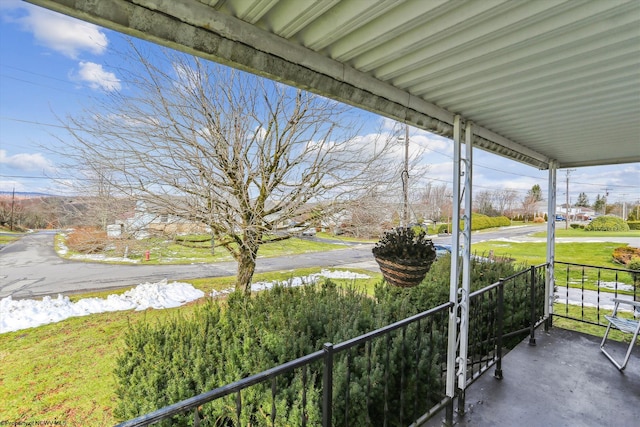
[465, 264, 546, 385]
[116, 301, 453, 427]
[116, 262, 558, 427]
[554, 261, 639, 327]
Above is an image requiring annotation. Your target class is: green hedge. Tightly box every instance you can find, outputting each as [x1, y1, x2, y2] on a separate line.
[115, 257, 526, 426]
[627, 221, 640, 230]
[585, 216, 629, 231]
[437, 214, 510, 234]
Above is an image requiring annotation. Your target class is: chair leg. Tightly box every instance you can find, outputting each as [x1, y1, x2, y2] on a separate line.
[600, 322, 625, 370]
[619, 325, 640, 371]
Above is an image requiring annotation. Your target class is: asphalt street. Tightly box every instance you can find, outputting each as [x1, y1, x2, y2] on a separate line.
[1, 225, 637, 301]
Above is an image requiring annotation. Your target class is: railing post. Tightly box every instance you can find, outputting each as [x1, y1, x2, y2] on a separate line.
[494, 280, 504, 380]
[322, 342, 334, 427]
[529, 266, 537, 346]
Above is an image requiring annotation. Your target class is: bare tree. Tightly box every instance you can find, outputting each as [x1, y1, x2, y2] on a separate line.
[521, 194, 538, 222]
[55, 43, 396, 293]
[418, 182, 452, 225]
[474, 190, 497, 216]
[494, 188, 518, 217]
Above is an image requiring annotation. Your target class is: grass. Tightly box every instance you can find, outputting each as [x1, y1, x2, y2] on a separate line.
[471, 241, 637, 293]
[0, 231, 25, 245]
[0, 268, 380, 426]
[552, 303, 636, 344]
[531, 228, 640, 238]
[471, 240, 625, 267]
[57, 234, 348, 265]
[0, 305, 184, 426]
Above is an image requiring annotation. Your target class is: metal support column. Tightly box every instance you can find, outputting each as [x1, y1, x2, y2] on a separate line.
[444, 115, 462, 425]
[545, 160, 558, 330]
[456, 121, 473, 414]
[444, 117, 473, 423]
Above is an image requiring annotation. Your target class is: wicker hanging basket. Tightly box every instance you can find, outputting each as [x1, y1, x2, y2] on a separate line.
[372, 227, 436, 288]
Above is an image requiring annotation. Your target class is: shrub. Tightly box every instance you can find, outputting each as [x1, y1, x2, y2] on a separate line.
[65, 227, 108, 253]
[115, 257, 527, 426]
[627, 221, 640, 230]
[435, 215, 510, 234]
[533, 217, 545, 223]
[584, 216, 629, 232]
[628, 257, 640, 283]
[174, 233, 213, 248]
[115, 281, 444, 426]
[612, 246, 640, 265]
[570, 223, 584, 229]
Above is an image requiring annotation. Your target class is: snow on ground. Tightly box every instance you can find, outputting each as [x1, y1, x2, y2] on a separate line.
[0, 280, 205, 334]
[212, 269, 371, 296]
[0, 269, 370, 334]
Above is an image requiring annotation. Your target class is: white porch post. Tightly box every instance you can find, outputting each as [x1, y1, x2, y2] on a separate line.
[457, 121, 473, 394]
[445, 115, 462, 421]
[445, 116, 473, 421]
[545, 160, 558, 326]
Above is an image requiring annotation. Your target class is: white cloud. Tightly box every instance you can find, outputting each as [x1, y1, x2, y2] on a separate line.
[1, 2, 108, 59]
[73, 61, 121, 91]
[0, 149, 56, 173]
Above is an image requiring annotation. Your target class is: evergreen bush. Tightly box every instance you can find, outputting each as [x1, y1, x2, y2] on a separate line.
[115, 258, 529, 426]
[584, 216, 629, 231]
[627, 221, 640, 230]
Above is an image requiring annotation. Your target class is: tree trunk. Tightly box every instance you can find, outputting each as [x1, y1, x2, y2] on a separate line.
[236, 232, 260, 294]
[237, 249, 257, 294]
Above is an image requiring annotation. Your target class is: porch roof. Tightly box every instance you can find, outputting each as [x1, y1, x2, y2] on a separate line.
[27, 0, 640, 170]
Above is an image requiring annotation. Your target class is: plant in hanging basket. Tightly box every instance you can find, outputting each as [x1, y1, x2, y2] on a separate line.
[372, 227, 437, 288]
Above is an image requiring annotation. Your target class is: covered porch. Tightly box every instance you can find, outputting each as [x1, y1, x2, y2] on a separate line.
[23, 1, 640, 426]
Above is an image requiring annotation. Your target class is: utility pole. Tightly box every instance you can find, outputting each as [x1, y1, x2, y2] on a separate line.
[399, 124, 409, 226]
[564, 169, 575, 229]
[602, 187, 611, 215]
[10, 187, 15, 231]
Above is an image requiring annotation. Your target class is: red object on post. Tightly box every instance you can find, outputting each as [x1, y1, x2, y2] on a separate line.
[145, 250, 150, 261]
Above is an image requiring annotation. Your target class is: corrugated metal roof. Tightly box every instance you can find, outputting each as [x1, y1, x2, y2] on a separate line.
[28, 0, 640, 169]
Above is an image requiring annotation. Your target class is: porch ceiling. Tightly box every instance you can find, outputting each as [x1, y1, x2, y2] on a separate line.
[27, 0, 640, 170]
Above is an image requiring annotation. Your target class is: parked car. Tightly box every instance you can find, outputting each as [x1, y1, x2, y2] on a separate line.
[434, 244, 453, 258]
[555, 215, 566, 221]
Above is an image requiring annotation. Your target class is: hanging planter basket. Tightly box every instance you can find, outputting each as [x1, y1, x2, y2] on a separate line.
[373, 227, 437, 288]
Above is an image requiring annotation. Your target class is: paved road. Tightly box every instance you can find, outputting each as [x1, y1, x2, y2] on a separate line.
[2, 225, 637, 300]
[0, 231, 382, 299]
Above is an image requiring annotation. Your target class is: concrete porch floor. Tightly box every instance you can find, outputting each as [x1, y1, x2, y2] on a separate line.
[425, 327, 639, 427]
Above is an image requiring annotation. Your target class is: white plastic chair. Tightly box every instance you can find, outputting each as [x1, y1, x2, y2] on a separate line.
[600, 298, 640, 371]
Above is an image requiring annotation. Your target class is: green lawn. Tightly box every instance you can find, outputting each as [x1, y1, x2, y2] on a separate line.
[57, 233, 350, 265]
[531, 228, 640, 238]
[471, 240, 626, 267]
[0, 232, 24, 245]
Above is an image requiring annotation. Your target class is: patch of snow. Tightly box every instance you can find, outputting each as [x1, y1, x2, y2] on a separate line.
[212, 269, 371, 296]
[69, 253, 141, 263]
[598, 281, 634, 292]
[1, 270, 370, 334]
[0, 280, 204, 334]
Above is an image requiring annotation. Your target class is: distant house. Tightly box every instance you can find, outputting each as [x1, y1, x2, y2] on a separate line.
[556, 204, 595, 221]
[114, 200, 208, 239]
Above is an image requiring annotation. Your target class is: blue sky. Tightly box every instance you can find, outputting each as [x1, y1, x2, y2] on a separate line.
[1, 1, 638, 208]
